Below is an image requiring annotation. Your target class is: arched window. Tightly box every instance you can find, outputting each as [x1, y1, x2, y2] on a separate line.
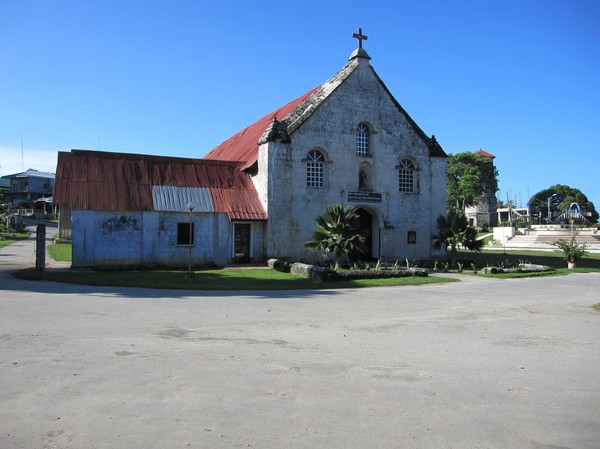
[356, 123, 369, 157]
[306, 150, 324, 187]
[398, 159, 415, 192]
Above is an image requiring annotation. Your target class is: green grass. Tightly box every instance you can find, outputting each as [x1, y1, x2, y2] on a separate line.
[593, 304, 600, 312]
[34, 243, 599, 289]
[457, 248, 600, 270]
[47, 243, 72, 262]
[0, 232, 30, 249]
[475, 232, 494, 246]
[14, 267, 456, 290]
[45, 243, 600, 271]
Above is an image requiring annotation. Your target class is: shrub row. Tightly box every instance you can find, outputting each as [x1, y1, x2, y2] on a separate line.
[269, 259, 428, 282]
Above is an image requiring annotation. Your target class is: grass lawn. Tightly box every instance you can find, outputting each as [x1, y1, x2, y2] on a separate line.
[48, 243, 600, 271]
[456, 248, 600, 270]
[47, 243, 72, 262]
[38, 243, 455, 289]
[30, 243, 599, 290]
[0, 232, 30, 249]
[14, 267, 456, 290]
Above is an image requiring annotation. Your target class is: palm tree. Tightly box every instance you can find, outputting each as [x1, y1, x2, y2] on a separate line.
[304, 204, 365, 270]
[432, 209, 483, 267]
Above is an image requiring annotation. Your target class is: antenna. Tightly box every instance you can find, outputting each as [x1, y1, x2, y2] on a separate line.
[20, 133, 24, 171]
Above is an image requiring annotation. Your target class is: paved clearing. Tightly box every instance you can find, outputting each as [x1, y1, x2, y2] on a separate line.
[1, 268, 599, 449]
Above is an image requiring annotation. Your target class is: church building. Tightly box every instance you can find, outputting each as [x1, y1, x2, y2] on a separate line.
[54, 30, 448, 269]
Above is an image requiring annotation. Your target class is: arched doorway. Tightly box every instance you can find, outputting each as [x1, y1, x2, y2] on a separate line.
[353, 207, 379, 261]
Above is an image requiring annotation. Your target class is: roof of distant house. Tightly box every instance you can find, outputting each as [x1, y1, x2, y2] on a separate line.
[474, 149, 496, 159]
[54, 150, 266, 220]
[1, 169, 55, 179]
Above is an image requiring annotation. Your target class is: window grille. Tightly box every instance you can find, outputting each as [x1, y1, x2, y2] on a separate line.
[398, 159, 415, 192]
[306, 150, 324, 187]
[356, 123, 369, 156]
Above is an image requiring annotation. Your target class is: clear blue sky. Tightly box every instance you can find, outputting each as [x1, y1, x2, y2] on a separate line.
[2, 0, 599, 210]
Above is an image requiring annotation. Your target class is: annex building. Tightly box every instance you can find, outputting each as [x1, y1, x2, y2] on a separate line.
[54, 30, 448, 269]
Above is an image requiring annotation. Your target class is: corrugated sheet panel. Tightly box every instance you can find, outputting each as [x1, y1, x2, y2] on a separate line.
[53, 152, 72, 204]
[210, 187, 267, 221]
[54, 150, 267, 220]
[152, 186, 214, 212]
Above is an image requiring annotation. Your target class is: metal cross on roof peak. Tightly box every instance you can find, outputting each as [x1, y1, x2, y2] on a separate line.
[352, 28, 368, 50]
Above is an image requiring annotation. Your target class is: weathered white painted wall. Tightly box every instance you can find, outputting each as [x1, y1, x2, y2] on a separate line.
[71, 210, 265, 268]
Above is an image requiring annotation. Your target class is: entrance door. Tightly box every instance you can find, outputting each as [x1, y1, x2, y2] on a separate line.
[354, 208, 373, 260]
[234, 223, 251, 263]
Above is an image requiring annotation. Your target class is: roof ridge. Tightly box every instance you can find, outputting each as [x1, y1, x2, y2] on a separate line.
[202, 86, 320, 166]
[203, 59, 360, 167]
[70, 149, 243, 167]
[282, 59, 359, 135]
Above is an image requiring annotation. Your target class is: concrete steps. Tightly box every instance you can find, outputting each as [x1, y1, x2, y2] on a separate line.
[499, 228, 600, 252]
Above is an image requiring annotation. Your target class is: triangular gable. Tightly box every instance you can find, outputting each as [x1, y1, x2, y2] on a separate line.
[367, 66, 446, 158]
[203, 57, 446, 164]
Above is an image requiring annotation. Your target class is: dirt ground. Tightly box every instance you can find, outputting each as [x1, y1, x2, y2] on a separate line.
[1, 259, 599, 449]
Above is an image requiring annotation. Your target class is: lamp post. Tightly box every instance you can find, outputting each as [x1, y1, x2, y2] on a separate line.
[186, 202, 195, 282]
[570, 219, 575, 237]
[547, 193, 557, 224]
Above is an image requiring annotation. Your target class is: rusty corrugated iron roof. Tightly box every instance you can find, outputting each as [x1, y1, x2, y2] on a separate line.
[54, 150, 266, 220]
[202, 86, 320, 168]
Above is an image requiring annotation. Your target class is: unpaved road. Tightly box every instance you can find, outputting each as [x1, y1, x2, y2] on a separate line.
[1, 231, 599, 448]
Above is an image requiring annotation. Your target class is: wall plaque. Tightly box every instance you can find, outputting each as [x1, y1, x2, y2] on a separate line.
[348, 192, 382, 203]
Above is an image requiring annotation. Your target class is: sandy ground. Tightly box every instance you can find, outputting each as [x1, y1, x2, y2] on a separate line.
[1, 228, 599, 448]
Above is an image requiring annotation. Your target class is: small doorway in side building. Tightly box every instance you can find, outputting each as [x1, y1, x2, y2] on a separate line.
[234, 223, 251, 263]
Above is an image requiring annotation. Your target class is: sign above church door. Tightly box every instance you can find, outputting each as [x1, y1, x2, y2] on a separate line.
[348, 192, 382, 203]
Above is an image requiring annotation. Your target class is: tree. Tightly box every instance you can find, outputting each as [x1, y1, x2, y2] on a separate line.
[447, 152, 499, 211]
[432, 209, 483, 267]
[528, 185, 598, 224]
[304, 204, 366, 270]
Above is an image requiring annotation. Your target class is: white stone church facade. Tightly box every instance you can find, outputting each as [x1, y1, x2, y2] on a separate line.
[54, 32, 448, 269]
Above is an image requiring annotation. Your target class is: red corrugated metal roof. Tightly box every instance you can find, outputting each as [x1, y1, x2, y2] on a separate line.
[202, 86, 320, 167]
[54, 150, 266, 220]
[474, 149, 495, 159]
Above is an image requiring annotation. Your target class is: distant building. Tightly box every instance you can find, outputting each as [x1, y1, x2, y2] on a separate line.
[464, 149, 498, 228]
[1, 169, 55, 207]
[0, 177, 10, 199]
[54, 30, 448, 269]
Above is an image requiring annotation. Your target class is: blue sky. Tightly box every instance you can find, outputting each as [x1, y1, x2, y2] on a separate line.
[1, 0, 599, 210]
